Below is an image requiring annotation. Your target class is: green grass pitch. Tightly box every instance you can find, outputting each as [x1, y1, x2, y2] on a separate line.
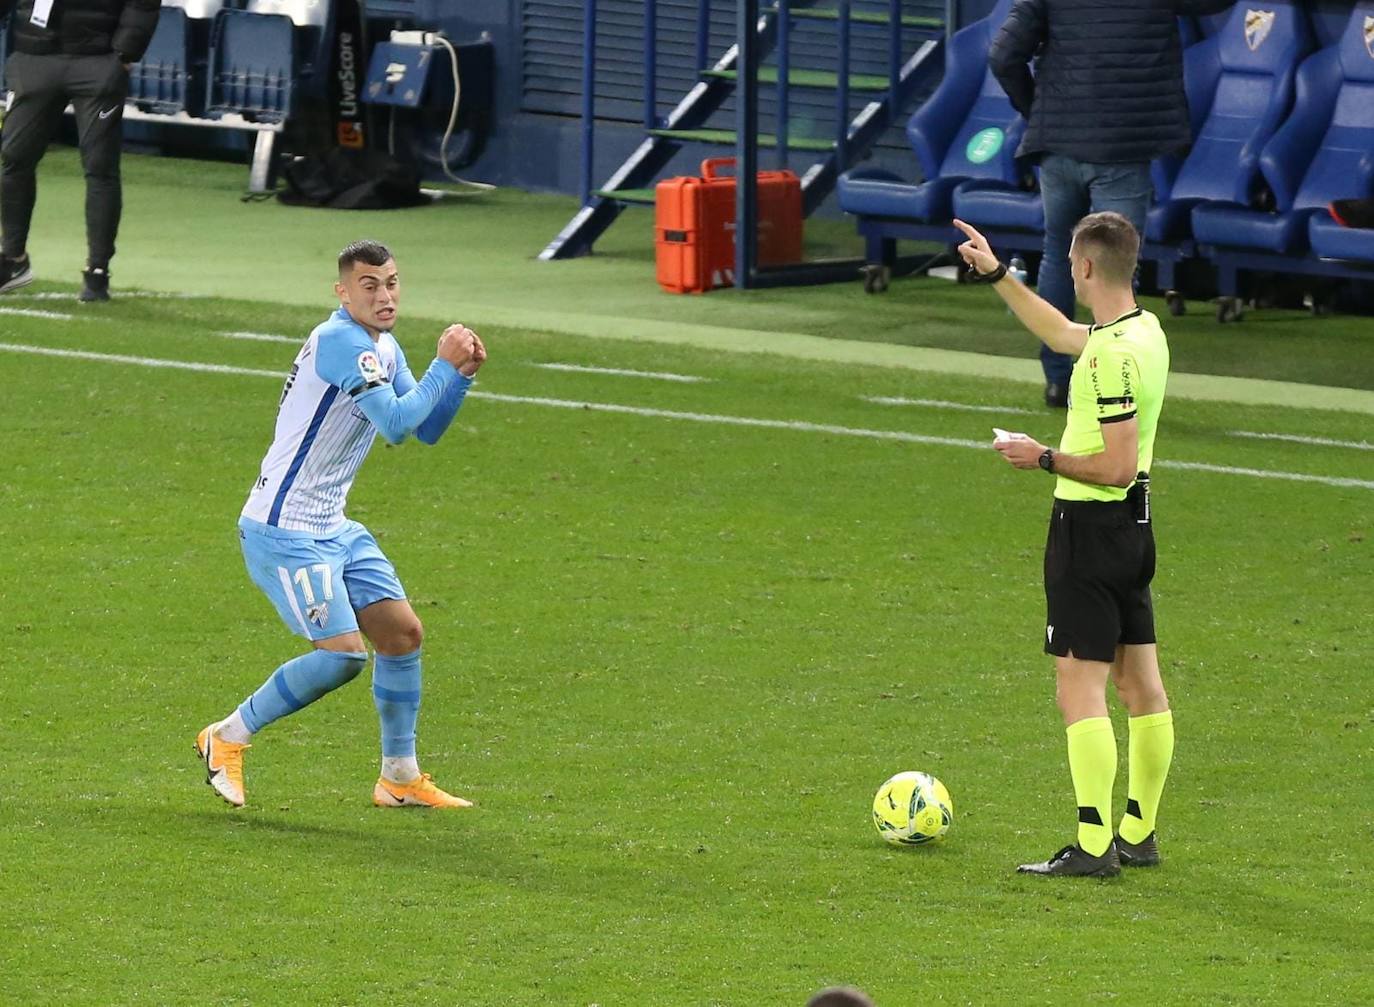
[1, 152, 1372, 1005]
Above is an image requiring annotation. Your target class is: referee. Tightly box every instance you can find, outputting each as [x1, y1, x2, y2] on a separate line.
[954, 213, 1175, 878]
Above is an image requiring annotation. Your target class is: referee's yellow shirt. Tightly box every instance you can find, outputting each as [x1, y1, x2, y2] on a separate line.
[1056, 307, 1170, 503]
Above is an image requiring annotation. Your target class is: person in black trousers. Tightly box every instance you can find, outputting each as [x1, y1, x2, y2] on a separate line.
[989, 0, 1232, 408]
[0, 0, 159, 300]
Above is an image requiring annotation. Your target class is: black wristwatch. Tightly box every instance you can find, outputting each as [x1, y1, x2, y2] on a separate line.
[1038, 448, 1055, 473]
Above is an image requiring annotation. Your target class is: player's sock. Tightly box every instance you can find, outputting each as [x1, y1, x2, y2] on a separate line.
[1065, 716, 1116, 857]
[373, 648, 422, 782]
[1120, 709, 1174, 844]
[237, 649, 368, 733]
[215, 708, 254, 745]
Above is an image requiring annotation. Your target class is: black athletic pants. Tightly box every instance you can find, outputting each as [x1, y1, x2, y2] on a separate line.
[1, 51, 129, 267]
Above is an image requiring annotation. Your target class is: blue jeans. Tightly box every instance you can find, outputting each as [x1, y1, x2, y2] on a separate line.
[1037, 154, 1152, 385]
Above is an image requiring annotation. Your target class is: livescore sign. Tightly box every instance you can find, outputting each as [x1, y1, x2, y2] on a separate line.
[332, 2, 366, 149]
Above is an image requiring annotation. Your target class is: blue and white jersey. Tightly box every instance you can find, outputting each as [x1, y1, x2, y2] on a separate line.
[242, 308, 409, 537]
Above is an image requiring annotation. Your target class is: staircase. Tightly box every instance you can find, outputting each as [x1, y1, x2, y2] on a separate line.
[538, 1, 946, 263]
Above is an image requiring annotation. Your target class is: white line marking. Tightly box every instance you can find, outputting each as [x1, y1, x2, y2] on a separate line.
[2, 342, 1371, 492]
[0, 342, 283, 378]
[533, 362, 710, 383]
[1229, 430, 1372, 451]
[862, 395, 1035, 415]
[217, 330, 300, 345]
[7, 290, 205, 301]
[0, 306, 78, 321]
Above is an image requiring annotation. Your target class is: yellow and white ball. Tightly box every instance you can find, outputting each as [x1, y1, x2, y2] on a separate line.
[872, 771, 953, 845]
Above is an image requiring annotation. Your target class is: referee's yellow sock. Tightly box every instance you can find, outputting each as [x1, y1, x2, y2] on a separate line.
[1119, 710, 1174, 844]
[1065, 717, 1116, 857]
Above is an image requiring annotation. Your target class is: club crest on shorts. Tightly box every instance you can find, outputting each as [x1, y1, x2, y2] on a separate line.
[307, 602, 330, 629]
[1244, 9, 1275, 51]
[357, 350, 385, 384]
[1364, 15, 1374, 60]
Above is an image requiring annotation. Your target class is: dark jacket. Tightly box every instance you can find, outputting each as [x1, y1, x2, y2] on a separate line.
[989, 0, 1234, 164]
[0, 0, 160, 62]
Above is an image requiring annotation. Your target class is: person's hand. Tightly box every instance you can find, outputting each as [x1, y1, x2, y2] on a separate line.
[459, 331, 487, 377]
[953, 218, 1001, 276]
[993, 431, 1049, 470]
[437, 324, 477, 370]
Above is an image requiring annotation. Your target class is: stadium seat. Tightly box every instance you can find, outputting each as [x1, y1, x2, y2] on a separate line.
[128, 6, 193, 115]
[1192, 3, 1374, 308]
[1146, 2, 1313, 247]
[837, 0, 1023, 243]
[205, 6, 296, 123]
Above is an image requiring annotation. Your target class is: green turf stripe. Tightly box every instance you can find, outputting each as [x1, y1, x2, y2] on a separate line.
[703, 67, 891, 90]
[783, 6, 944, 29]
[649, 128, 834, 152]
[593, 188, 657, 205]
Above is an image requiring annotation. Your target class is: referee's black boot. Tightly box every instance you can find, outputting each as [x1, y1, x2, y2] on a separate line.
[1017, 841, 1120, 878]
[80, 267, 111, 302]
[1115, 831, 1161, 867]
[0, 254, 33, 295]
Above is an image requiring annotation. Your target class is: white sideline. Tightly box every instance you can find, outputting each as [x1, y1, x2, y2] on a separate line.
[0, 307, 79, 321]
[2, 341, 1371, 492]
[217, 331, 300, 345]
[1229, 430, 1373, 452]
[533, 362, 710, 383]
[862, 395, 1035, 415]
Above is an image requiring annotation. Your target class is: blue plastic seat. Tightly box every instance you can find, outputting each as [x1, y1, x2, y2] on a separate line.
[206, 7, 296, 123]
[838, 0, 1022, 230]
[128, 6, 192, 115]
[1194, 3, 1374, 271]
[1147, 2, 1312, 246]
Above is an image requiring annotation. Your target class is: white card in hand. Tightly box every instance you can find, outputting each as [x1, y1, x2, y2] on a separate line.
[30, 0, 55, 28]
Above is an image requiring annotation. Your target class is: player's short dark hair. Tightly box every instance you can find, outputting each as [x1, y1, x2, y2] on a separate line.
[806, 988, 876, 1007]
[1071, 211, 1140, 287]
[338, 239, 393, 276]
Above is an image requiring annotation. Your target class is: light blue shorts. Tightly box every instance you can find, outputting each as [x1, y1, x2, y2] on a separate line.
[238, 516, 407, 641]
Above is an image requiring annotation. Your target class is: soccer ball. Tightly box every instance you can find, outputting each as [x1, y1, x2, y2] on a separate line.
[872, 771, 953, 845]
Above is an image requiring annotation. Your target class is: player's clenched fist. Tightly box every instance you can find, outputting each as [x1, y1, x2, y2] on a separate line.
[462, 331, 488, 377]
[437, 324, 478, 371]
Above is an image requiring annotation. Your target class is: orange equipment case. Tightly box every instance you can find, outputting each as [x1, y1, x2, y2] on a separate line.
[655, 158, 803, 293]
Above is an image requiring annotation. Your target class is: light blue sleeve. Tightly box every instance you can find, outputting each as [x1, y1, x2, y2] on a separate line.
[390, 338, 472, 445]
[314, 324, 457, 445]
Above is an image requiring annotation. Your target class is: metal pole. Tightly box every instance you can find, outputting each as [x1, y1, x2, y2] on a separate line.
[888, 0, 901, 112]
[581, 0, 597, 206]
[777, 0, 790, 169]
[736, 0, 759, 288]
[696, 0, 710, 73]
[644, 0, 657, 129]
[836, 0, 850, 165]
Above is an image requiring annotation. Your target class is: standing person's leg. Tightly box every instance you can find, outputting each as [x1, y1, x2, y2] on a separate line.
[1110, 643, 1173, 861]
[1036, 154, 1092, 404]
[345, 522, 472, 808]
[0, 52, 68, 287]
[67, 53, 129, 298]
[1087, 162, 1153, 252]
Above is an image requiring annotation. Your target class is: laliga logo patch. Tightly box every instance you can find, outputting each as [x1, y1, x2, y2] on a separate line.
[357, 350, 385, 384]
[1245, 9, 1275, 52]
[1365, 15, 1374, 60]
[307, 602, 330, 629]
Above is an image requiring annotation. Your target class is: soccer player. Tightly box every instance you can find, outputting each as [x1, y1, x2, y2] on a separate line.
[954, 213, 1174, 877]
[196, 239, 487, 809]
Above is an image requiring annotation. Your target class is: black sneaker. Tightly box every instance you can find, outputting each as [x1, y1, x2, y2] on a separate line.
[0, 255, 33, 294]
[1017, 842, 1121, 877]
[80, 267, 110, 302]
[1115, 832, 1161, 867]
[1044, 383, 1069, 409]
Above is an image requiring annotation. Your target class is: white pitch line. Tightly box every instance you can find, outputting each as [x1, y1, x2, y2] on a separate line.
[0, 342, 283, 378]
[862, 395, 1035, 415]
[2, 341, 1371, 492]
[533, 362, 710, 383]
[6, 290, 205, 301]
[0, 306, 78, 321]
[217, 330, 300, 345]
[1229, 430, 1372, 451]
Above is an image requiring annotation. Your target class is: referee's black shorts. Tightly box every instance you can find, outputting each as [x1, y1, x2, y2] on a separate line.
[1043, 494, 1156, 664]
